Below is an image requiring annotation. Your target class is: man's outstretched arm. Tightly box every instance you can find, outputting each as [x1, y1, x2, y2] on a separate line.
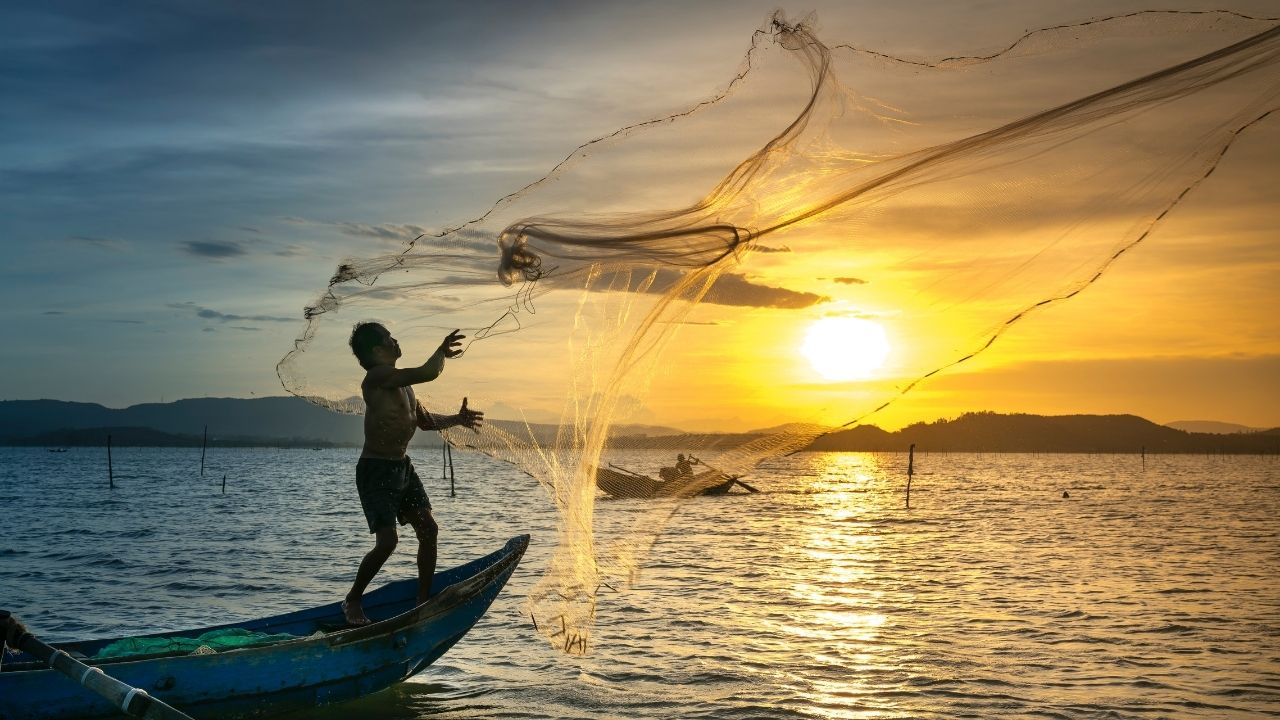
[374, 330, 465, 389]
[417, 397, 484, 432]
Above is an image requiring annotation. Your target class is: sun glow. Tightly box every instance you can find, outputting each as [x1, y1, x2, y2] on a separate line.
[801, 317, 890, 381]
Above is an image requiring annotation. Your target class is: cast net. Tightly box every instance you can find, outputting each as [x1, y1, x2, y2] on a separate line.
[278, 10, 1280, 653]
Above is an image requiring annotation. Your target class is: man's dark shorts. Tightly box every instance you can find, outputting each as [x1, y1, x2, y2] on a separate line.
[356, 457, 431, 533]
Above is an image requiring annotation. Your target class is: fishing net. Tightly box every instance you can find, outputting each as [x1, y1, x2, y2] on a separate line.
[277, 10, 1280, 653]
[94, 629, 300, 660]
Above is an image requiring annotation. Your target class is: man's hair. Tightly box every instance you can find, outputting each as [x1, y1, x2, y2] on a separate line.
[349, 322, 386, 370]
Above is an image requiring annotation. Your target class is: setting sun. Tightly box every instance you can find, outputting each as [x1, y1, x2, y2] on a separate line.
[801, 317, 891, 381]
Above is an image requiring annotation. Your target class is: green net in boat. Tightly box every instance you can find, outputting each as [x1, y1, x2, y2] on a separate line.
[94, 628, 300, 659]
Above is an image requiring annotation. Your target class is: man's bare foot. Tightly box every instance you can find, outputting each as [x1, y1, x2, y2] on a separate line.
[342, 598, 370, 626]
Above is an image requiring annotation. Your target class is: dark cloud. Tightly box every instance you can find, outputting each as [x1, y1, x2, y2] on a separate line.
[286, 218, 426, 243]
[334, 222, 426, 242]
[287, 219, 497, 256]
[833, 277, 867, 284]
[580, 268, 827, 309]
[108, 319, 144, 324]
[751, 244, 791, 253]
[181, 240, 247, 258]
[362, 288, 410, 301]
[228, 326, 261, 332]
[1, 142, 327, 209]
[168, 302, 295, 323]
[443, 227, 501, 256]
[702, 273, 827, 308]
[67, 235, 129, 252]
[43, 310, 66, 315]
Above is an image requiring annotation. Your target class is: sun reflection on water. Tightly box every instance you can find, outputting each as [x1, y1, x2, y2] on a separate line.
[777, 453, 907, 718]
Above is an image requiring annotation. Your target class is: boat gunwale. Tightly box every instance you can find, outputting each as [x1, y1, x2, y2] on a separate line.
[324, 533, 527, 647]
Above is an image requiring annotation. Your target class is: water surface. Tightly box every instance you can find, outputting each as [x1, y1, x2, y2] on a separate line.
[2, 448, 1277, 718]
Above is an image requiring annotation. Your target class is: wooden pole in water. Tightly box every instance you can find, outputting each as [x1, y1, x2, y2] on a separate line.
[906, 443, 915, 509]
[200, 425, 207, 477]
[107, 434, 114, 490]
[221, 474, 226, 494]
[447, 442, 456, 497]
[1141, 445, 1146, 470]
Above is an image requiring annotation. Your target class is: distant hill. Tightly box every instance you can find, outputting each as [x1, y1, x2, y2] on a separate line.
[10, 426, 340, 448]
[611, 424, 688, 437]
[1165, 420, 1265, 434]
[805, 412, 1279, 453]
[610, 412, 1279, 453]
[747, 422, 836, 435]
[0, 397, 380, 448]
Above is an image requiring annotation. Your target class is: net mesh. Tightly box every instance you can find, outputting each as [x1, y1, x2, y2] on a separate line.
[94, 629, 300, 660]
[277, 10, 1280, 654]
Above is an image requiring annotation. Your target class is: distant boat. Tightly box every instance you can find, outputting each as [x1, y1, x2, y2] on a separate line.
[46, 448, 68, 453]
[0, 535, 528, 720]
[596, 466, 739, 499]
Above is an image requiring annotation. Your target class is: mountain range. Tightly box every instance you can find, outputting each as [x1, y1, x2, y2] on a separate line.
[0, 398, 681, 449]
[0, 398, 1275, 453]
[1165, 420, 1266, 434]
[800, 412, 1277, 454]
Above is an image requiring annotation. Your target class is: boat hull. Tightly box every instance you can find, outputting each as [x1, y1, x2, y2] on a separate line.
[595, 467, 662, 498]
[0, 535, 529, 720]
[596, 468, 735, 499]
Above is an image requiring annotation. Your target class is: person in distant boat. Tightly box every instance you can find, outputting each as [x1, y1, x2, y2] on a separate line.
[342, 322, 483, 627]
[675, 453, 695, 478]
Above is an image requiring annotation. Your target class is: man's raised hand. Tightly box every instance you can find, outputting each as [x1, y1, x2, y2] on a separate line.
[458, 397, 484, 432]
[438, 329, 466, 359]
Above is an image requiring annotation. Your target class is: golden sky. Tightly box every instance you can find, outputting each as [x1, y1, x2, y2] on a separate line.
[451, 12, 1280, 433]
[6, 2, 1277, 431]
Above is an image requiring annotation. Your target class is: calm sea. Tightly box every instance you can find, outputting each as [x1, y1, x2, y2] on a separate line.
[2, 447, 1278, 719]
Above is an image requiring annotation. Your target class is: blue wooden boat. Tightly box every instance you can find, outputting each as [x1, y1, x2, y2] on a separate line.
[0, 535, 529, 720]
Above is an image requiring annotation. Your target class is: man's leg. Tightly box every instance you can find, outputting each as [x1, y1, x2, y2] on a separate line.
[407, 507, 438, 605]
[344, 525, 398, 625]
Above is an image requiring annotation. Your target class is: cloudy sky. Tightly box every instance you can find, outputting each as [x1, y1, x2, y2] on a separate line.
[2, 0, 1277, 430]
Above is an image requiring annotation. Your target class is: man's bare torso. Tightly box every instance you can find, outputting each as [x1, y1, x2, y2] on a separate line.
[361, 379, 419, 460]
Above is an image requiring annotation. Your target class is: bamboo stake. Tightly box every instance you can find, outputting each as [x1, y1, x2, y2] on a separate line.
[200, 425, 207, 477]
[108, 434, 114, 490]
[447, 442, 456, 498]
[906, 443, 915, 509]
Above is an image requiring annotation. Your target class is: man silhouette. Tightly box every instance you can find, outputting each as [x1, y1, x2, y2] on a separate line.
[342, 322, 483, 626]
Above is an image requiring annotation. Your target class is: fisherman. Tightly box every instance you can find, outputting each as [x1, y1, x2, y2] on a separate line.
[342, 322, 483, 626]
[675, 453, 694, 478]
